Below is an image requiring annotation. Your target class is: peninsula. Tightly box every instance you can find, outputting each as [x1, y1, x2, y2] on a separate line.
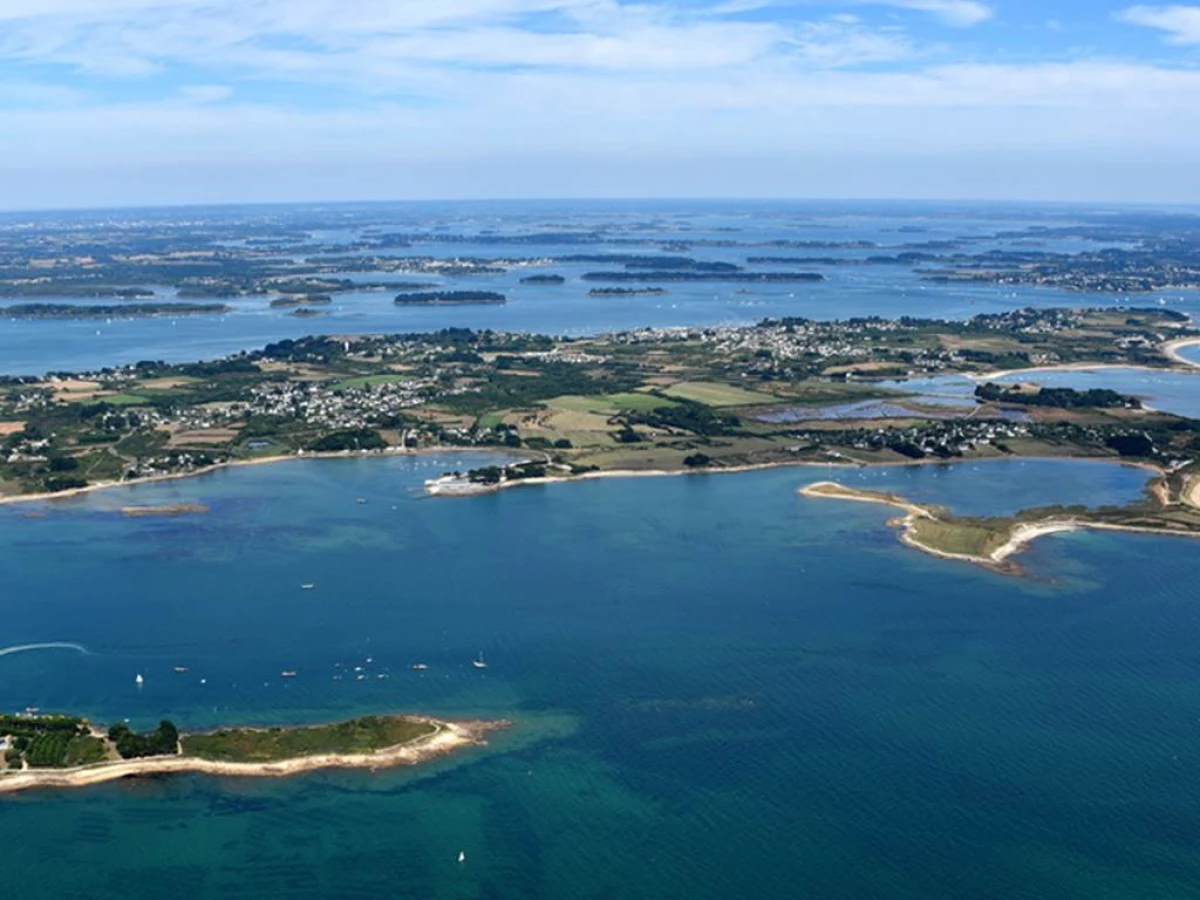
[799, 478, 1200, 572]
[0, 712, 503, 794]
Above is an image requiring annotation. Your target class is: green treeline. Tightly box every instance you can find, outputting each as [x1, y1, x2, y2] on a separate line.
[624, 399, 742, 437]
[394, 291, 506, 305]
[306, 428, 388, 452]
[976, 383, 1140, 409]
[108, 721, 179, 759]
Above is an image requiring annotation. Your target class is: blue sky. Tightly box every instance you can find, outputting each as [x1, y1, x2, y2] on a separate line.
[2, 0, 1200, 207]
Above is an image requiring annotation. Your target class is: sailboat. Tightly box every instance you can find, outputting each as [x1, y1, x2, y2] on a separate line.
[135, 673, 144, 686]
[457, 851, 466, 864]
[472, 652, 487, 670]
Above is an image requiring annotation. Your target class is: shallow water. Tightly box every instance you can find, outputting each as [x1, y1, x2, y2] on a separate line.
[2, 456, 1199, 898]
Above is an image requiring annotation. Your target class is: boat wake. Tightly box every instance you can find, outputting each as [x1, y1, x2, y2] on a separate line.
[0, 642, 88, 659]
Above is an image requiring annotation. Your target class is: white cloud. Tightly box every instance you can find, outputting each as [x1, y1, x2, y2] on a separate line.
[884, 0, 993, 27]
[177, 84, 232, 103]
[1118, 5, 1200, 44]
[720, 1, 993, 27]
[0, 0, 920, 81]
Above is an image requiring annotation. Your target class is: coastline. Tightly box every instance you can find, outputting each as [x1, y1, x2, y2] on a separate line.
[424, 453, 1166, 498]
[0, 445, 489, 508]
[1162, 337, 1200, 369]
[0, 718, 502, 796]
[797, 481, 1070, 569]
[968, 360, 1200, 382]
[798, 481, 1200, 571]
[0, 443, 1166, 509]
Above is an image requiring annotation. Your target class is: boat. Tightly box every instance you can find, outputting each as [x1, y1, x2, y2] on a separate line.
[135, 674, 144, 686]
[458, 851, 466, 864]
[411, 663, 429, 671]
[173, 666, 188, 674]
[472, 652, 487, 670]
[300, 583, 315, 590]
[281, 670, 297, 678]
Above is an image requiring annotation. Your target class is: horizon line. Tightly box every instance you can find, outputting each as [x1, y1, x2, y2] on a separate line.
[3, 196, 1200, 217]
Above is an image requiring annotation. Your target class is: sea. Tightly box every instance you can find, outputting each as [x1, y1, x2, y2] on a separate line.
[3, 201, 1200, 899]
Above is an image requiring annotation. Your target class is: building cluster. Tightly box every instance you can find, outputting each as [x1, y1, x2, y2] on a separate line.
[242, 378, 433, 430]
[798, 419, 1030, 459]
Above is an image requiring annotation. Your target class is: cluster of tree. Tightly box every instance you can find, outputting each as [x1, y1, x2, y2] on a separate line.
[588, 287, 669, 297]
[306, 428, 387, 453]
[393, 291, 506, 306]
[624, 399, 741, 437]
[108, 720, 180, 759]
[976, 383, 1140, 410]
[445, 362, 641, 416]
[465, 461, 547, 484]
[582, 271, 823, 283]
[519, 274, 565, 285]
[0, 715, 97, 769]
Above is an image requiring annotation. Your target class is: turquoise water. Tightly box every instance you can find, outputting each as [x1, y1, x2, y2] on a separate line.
[4, 456, 1200, 898]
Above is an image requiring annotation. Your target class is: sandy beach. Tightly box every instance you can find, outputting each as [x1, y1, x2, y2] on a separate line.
[1162, 337, 1200, 369]
[0, 718, 503, 796]
[799, 479, 1200, 571]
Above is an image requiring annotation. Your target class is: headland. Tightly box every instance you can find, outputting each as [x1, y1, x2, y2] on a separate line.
[0, 713, 505, 795]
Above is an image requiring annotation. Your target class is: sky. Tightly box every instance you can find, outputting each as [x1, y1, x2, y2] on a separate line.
[2, 0, 1200, 208]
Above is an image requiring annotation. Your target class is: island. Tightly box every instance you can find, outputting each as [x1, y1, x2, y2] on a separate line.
[269, 293, 333, 309]
[519, 274, 566, 286]
[393, 290, 506, 306]
[0, 302, 232, 319]
[581, 271, 824, 283]
[0, 712, 504, 794]
[588, 287, 669, 297]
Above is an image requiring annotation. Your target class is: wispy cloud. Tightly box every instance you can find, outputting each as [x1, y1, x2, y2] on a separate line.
[1118, 5, 1200, 44]
[883, 0, 993, 27]
[715, 1, 992, 27]
[1, 0, 1200, 205]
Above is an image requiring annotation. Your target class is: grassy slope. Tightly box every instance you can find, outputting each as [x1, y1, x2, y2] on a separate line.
[181, 716, 436, 763]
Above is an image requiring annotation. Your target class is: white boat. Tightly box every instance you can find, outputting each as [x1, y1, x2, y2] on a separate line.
[135, 673, 144, 686]
[300, 583, 315, 590]
[472, 653, 487, 670]
[173, 666, 188, 674]
[281, 670, 297, 678]
[411, 663, 429, 671]
[458, 851, 466, 864]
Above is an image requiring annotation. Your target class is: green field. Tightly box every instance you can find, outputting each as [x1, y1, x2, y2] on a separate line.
[545, 392, 678, 415]
[181, 715, 437, 763]
[908, 517, 1014, 560]
[476, 411, 509, 429]
[98, 393, 152, 406]
[662, 382, 776, 407]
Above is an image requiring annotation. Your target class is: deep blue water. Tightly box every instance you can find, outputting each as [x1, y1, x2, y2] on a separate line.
[5, 201, 1200, 898]
[3, 456, 1200, 898]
